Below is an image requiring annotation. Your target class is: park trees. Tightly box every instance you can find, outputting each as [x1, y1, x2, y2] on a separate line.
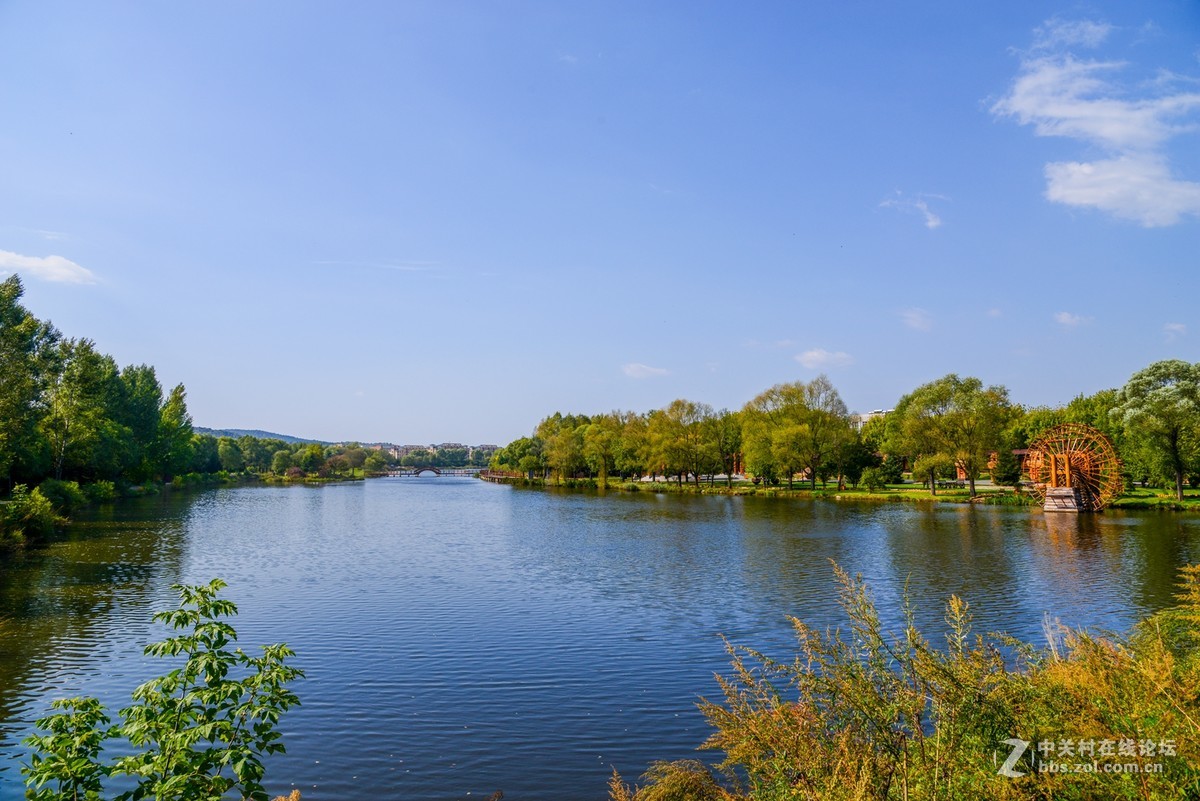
[646, 400, 713, 486]
[1115, 360, 1200, 501]
[583, 412, 622, 488]
[742, 376, 852, 489]
[536, 412, 590, 481]
[887, 374, 1013, 496]
[704, 408, 743, 486]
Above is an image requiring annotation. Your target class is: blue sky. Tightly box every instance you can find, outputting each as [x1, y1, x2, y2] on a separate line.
[2, 2, 1198, 445]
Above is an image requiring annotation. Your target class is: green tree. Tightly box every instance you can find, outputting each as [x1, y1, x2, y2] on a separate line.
[217, 438, 244, 473]
[887, 374, 1013, 497]
[116, 365, 164, 482]
[536, 413, 589, 481]
[190, 434, 221, 474]
[704, 408, 742, 486]
[614, 412, 648, 480]
[0, 275, 59, 487]
[296, 443, 325, 474]
[583, 413, 622, 489]
[1115, 360, 1200, 501]
[743, 376, 851, 490]
[647, 400, 712, 486]
[40, 338, 113, 481]
[157, 384, 194, 480]
[270, 449, 293, 474]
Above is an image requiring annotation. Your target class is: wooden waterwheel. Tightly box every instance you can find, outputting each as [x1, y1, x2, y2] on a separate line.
[1023, 423, 1122, 511]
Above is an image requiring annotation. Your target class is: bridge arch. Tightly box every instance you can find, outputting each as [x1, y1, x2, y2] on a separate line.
[412, 467, 442, 476]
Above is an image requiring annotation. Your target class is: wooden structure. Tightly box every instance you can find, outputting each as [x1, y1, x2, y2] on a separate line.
[1023, 423, 1122, 512]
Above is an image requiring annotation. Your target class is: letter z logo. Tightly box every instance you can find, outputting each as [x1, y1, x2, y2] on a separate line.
[998, 738, 1030, 777]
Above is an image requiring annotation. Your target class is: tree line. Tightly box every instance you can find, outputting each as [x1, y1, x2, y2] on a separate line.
[0, 275, 402, 542]
[490, 360, 1200, 500]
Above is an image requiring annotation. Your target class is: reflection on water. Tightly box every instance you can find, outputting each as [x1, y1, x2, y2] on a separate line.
[1, 481, 1198, 800]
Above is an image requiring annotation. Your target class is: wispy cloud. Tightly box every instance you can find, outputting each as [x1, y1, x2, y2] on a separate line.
[1164, 322, 1187, 341]
[992, 19, 1200, 226]
[0, 249, 96, 284]
[987, 308, 1003, 318]
[795, 349, 853, 369]
[1032, 17, 1114, 50]
[1054, 311, 1089, 327]
[901, 308, 933, 331]
[622, 362, 668, 379]
[880, 191, 945, 229]
[33, 229, 68, 241]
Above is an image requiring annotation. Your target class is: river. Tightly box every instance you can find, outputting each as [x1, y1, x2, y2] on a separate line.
[2, 478, 1199, 800]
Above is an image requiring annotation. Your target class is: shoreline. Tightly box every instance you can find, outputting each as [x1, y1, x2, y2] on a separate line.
[479, 473, 1200, 511]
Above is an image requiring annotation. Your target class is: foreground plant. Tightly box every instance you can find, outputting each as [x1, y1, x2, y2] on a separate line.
[613, 564, 1200, 801]
[24, 579, 303, 801]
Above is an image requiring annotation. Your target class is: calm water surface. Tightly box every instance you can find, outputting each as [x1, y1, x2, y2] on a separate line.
[2, 478, 1199, 800]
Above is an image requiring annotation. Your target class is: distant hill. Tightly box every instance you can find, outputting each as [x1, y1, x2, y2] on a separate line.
[194, 427, 330, 445]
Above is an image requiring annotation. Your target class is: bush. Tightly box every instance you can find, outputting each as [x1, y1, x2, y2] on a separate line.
[23, 579, 304, 801]
[860, 467, 887, 492]
[616, 563, 1200, 800]
[3, 485, 61, 541]
[82, 480, 118, 504]
[37, 479, 86, 514]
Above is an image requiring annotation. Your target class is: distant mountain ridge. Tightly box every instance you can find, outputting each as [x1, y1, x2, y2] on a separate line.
[194, 427, 331, 445]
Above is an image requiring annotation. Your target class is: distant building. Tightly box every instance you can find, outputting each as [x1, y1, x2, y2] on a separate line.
[850, 409, 893, 430]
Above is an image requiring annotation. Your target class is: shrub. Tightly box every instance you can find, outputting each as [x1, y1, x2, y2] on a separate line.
[615, 563, 1200, 800]
[23, 579, 303, 801]
[82, 480, 118, 504]
[37, 479, 87, 514]
[3, 485, 61, 541]
[860, 467, 887, 492]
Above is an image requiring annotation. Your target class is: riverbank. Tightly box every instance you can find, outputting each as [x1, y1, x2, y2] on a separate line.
[479, 473, 1200, 510]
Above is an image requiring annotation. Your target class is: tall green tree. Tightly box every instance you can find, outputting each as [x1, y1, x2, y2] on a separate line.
[1115, 360, 1200, 501]
[157, 384, 194, 480]
[704, 408, 743, 486]
[0, 275, 59, 486]
[743, 376, 851, 490]
[647, 400, 712, 486]
[887, 374, 1013, 496]
[116, 365, 164, 481]
[583, 413, 622, 489]
[40, 338, 115, 480]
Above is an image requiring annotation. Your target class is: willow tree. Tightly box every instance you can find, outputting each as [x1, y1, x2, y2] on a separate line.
[1115, 360, 1200, 501]
[887, 374, 1013, 497]
[743, 375, 851, 490]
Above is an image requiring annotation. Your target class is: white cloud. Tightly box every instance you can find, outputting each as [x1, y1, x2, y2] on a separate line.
[1044, 155, 1200, 227]
[1164, 322, 1187, 341]
[1033, 18, 1113, 50]
[901, 308, 933, 331]
[622, 362, 668, 378]
[993, 22, 1200, 226]
[795, 349, 853, 369]
[880, 192, 945, 229]
[1054, 311, 1088, 327]
[987, 308, 1003, 318]
[0, 250, 96, 284]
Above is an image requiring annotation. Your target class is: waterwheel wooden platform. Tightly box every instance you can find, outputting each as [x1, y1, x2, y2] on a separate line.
[1023, 423, 1122, 513]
